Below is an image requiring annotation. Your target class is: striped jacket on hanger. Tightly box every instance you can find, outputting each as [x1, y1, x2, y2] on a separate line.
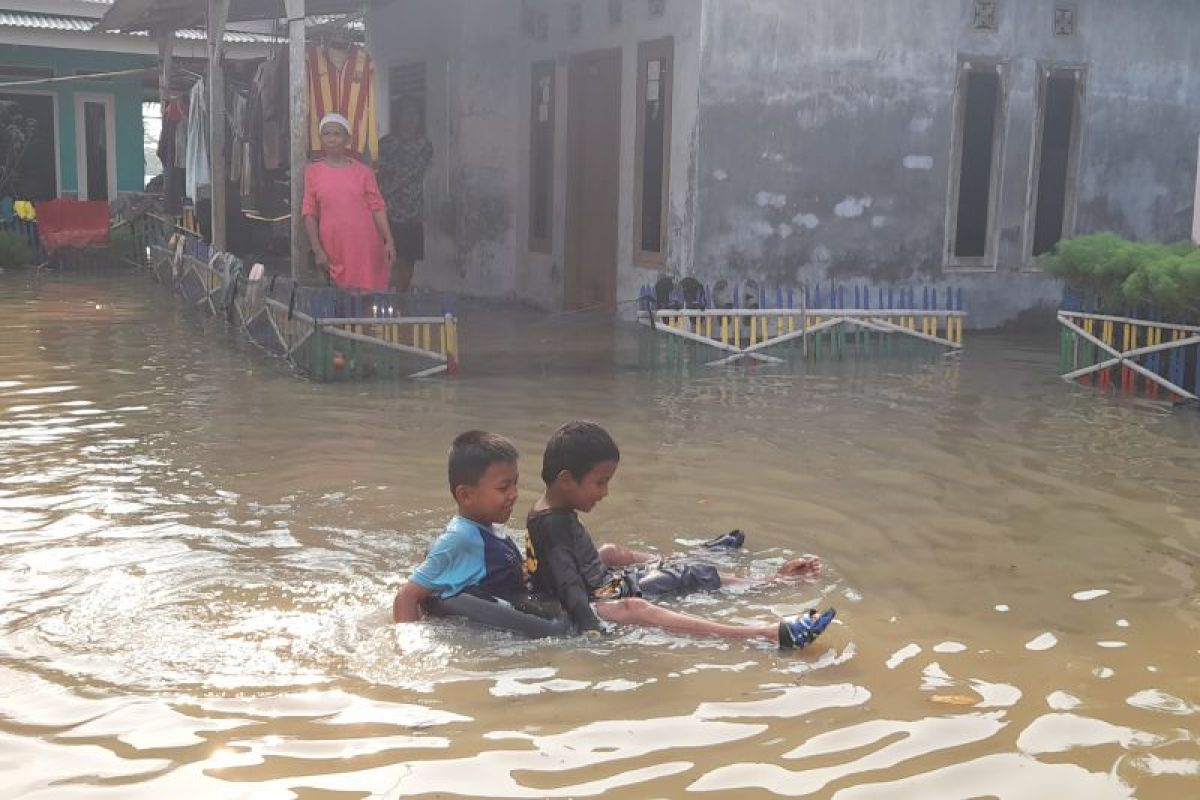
[306, 45, 379, 161]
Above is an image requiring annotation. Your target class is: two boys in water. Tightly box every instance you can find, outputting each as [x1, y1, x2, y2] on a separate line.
[393, 421, 836, 649]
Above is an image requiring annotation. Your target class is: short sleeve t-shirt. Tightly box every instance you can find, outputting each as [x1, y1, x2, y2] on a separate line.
[525, 508, 611, 631]
[410, 515, 522, 599]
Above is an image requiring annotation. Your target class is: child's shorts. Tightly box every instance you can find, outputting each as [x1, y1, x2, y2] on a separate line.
[633, 561, 721, 597]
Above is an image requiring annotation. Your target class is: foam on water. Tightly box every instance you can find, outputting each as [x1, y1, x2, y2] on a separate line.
[1026, 632, 1058, 651]
[886, 643, 922, 669]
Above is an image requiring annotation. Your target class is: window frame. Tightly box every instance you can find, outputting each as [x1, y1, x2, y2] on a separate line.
[944, 57, 1009, 272]
[74, 92, 117, 201]
[528, 59, 555, 254]
[632, 36, 673, 270]
[1022, 63, 1087, 268]
[0, 88, 61, 199]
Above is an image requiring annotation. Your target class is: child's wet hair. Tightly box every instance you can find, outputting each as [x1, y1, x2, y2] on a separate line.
[541, 421, 620, 485]
[448, 431, 518, 495]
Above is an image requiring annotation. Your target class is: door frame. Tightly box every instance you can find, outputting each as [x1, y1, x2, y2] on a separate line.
[74, 92, 117, 201]
[564, 47, 622, 312]
[0, 89, 62, 198]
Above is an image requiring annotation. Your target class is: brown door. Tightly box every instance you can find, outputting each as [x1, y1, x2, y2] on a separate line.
[565, 48, 621, 311]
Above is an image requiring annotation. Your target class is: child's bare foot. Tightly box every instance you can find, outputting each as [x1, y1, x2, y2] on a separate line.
[777, 556, 821, 578]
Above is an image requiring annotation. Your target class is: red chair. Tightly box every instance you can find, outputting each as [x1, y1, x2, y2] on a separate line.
[34, 198, 109, 253]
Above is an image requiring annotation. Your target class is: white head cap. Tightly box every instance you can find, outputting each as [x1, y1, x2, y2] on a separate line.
[319, 113, 351, 135]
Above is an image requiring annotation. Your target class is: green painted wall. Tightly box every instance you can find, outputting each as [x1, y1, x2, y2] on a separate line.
[0, 45, 148, 195]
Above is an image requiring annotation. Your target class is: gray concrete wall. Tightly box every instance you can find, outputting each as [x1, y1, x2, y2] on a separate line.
[693, 0, 1200, 328]
[367, 0, 514, 300]
[368, 0, 704, 310]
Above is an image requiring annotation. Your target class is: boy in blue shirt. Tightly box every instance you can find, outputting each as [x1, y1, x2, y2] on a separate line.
[392, 430, 570, 637]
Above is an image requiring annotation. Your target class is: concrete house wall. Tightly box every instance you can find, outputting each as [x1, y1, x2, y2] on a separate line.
[368, 0, 702, 308]
[366, 0, 1200, 328]
[693, 0, 1200, 327]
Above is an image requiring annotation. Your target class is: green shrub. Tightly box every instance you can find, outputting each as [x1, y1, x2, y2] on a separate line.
[0, 231, 31, 267]
[1041, 233, 1200, 321]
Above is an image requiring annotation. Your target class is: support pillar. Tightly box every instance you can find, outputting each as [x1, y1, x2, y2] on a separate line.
[207, 0, 231, 250]
[155, 28, 178, 215]
[285, 0, 308, 281]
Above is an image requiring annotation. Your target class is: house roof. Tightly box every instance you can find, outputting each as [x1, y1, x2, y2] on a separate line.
[0, 10, 281, 43]
[98, 0, 371, 32]
[0, 0, 363, 64]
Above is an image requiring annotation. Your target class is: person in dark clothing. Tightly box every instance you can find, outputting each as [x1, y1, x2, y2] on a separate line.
[377, 101, 433, 292]
[526, 510, 741, 627]
[525, 421, 835, 648]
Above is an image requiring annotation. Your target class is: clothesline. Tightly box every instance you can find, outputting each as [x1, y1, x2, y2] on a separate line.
[0, 67, 150, 90]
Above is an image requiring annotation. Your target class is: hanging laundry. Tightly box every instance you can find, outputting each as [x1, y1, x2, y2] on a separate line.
[240, 142, 252, 199]
[306, 44, 379, 161]
[244, 69, 266, 210]
[173, 101, 188, 170]
[229, 92, 248, 185]
[156, 109, 181, 212]
[186, 79, 211, 202]
[256, 52, 289, 171]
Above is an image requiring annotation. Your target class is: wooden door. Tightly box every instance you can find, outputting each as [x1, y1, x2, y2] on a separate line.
[565, 48, 621, 311]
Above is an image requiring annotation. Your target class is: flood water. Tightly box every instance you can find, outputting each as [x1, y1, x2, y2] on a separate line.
[1, 270, 1198, 799]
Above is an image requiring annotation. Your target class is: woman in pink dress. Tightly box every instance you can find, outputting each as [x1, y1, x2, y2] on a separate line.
[302, 113, 395, 291]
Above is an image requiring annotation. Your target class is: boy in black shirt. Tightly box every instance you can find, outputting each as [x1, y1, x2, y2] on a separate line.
[526, 421, 835, 648]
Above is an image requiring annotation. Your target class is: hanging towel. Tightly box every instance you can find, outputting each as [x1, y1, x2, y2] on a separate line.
[186, 79, 211, 202]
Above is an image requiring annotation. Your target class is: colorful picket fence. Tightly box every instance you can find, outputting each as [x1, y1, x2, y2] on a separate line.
[1058, 290, 1200, 402]
[129, 213, 459, 381]
[637, 280, 966, 366]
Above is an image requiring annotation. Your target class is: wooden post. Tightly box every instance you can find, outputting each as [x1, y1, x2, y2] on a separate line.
[207, 0, 231, 250]
[155, 28, 178, 215]
[286, 0, 308, 281]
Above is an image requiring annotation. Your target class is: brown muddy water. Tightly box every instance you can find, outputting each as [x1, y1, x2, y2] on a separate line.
[1, 270, 1198, 799]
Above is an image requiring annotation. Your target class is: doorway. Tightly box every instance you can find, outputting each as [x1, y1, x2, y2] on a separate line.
[75, 94, 116, 201]
[565, 48, 621, 311]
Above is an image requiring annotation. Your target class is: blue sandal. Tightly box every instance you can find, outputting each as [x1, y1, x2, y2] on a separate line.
[779, 608, 836, 649]
[701, 529, 746, 550]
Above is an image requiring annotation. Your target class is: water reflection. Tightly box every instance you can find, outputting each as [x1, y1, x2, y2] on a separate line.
[1, 272, 1198, 797]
